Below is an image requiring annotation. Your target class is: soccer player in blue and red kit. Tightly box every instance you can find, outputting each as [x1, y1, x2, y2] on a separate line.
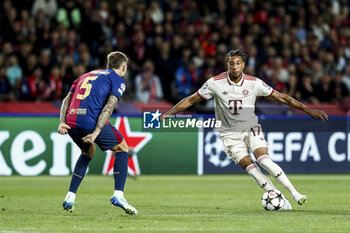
[57, 51, 138, 215]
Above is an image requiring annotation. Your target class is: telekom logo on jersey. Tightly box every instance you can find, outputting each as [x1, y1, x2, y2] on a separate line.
[228, 100, 243, 115]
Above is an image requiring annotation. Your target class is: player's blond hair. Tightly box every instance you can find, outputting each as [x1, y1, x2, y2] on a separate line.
[106, 51, 128, 69]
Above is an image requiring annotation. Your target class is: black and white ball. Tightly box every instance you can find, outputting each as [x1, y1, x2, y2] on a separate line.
[261, 190, 285, 211]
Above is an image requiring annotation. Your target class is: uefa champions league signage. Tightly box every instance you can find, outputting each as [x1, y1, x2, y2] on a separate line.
[198, 118, 350, 175]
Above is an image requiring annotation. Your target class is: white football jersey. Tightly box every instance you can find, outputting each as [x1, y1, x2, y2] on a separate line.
[197, 71, 274, 136]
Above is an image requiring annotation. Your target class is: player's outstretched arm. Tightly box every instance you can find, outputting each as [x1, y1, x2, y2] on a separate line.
[58, 92, 72, 135]
[82, 95, 119, 144]
[161, 92, 203, 120]
[268, 90, 328, 122]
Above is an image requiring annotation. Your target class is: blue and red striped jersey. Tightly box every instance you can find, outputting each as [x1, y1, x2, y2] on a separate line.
[66, 69, 126, 129]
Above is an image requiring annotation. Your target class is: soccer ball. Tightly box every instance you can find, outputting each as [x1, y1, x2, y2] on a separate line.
[261, 190, 285, 211]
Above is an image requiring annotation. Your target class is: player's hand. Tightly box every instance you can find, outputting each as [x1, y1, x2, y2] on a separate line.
[58, 122, 71, 135]
[307, 109, 328, 122]
[82, 132, 99, 144]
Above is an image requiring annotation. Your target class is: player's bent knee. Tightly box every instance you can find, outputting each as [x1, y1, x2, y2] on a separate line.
[119, 140, 129, 152]
[111, 140, 128, 153]
[82, 144, 95, 158]
[253, 147, 268, 159]
[238, 156, 254, 169]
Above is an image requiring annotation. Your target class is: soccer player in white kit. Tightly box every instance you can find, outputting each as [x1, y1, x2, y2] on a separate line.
[162, 49, 328, 209]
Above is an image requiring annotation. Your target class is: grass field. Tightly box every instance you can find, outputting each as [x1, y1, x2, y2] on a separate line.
[0, 175, 349, 233]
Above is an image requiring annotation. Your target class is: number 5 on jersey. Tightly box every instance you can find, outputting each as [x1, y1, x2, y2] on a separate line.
[77, 76, 98, 100]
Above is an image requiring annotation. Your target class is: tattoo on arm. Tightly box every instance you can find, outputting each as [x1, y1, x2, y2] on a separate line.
[95, 95, 119, 130]
[60, 93, 72, 123]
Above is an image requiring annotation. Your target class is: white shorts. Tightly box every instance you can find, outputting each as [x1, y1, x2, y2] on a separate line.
[221, 124, 268, 164]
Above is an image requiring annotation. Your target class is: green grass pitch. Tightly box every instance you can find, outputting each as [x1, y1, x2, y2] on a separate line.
[0, 175, 349, 233]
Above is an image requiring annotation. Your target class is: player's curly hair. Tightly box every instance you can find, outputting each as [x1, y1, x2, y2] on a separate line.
[106, 51, 128, 69]
[226, 49, 248, 62]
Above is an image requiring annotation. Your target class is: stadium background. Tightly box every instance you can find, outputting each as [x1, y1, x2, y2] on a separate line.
[0, 0, 349, 176]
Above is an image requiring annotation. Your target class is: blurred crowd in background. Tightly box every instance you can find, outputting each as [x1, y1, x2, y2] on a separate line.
[0, 0, 349, 107]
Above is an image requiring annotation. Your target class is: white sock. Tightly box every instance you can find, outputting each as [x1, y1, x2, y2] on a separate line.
[258, 155, 296, 194]
[246, 163, 276, 191]
[292, 191, 302, 198]
[65, 191, 76, 202]
[114, 190, 124, 198]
